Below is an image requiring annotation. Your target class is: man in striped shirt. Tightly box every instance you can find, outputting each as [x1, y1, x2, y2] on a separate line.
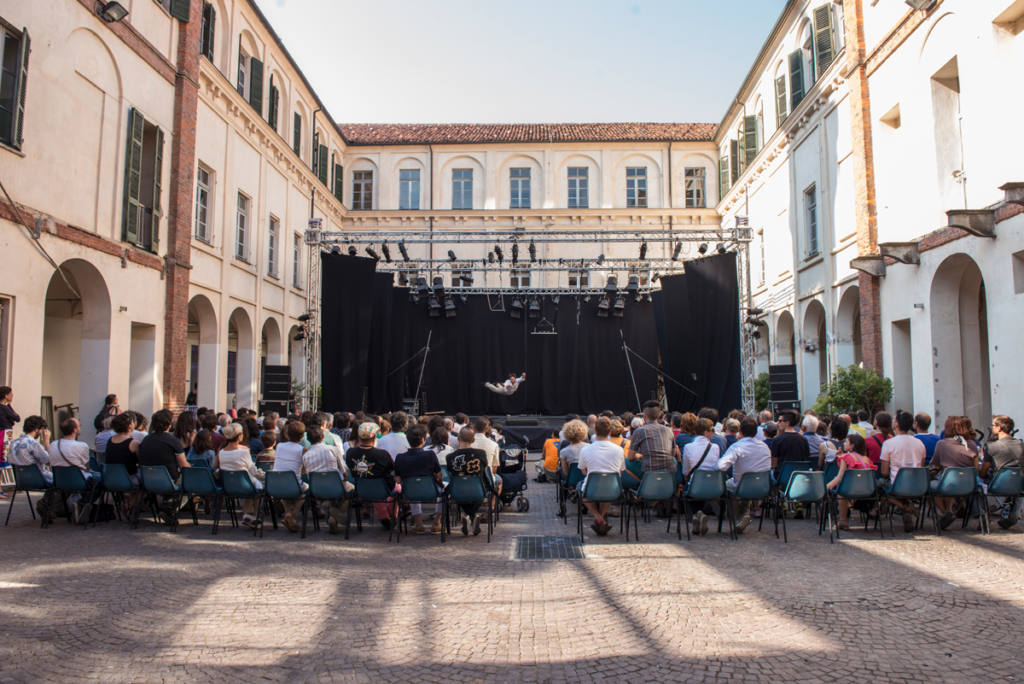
[625, 406, 680, 473]
[302, 425, 353, 534]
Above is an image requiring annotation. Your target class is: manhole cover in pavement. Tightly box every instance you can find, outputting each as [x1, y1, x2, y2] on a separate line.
[514, 536, 585, 560]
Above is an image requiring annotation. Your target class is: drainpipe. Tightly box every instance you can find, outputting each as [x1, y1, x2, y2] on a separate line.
[428, 144, 434, 279]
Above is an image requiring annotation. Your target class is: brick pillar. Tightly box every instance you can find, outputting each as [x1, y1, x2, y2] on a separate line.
[844, 0, 882, 373]
[162, 0, 202, 412]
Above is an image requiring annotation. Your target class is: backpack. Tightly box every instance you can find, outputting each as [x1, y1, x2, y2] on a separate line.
[35, 489, 66, 525]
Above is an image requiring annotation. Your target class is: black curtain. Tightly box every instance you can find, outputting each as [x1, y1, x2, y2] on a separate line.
[656, 252, 742, 415]
[321, 252, 740, 416]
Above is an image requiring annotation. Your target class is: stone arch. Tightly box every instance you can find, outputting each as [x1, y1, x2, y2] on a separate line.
[440, 154, 485, 210]
[287, 324, 304, 388]
[187, 294, 219, 408]
[675, 152, 716, 209]
[227, 307, 255, 410]
[497, 153, 544, 210]
[238, 28, 263, 63]
[261, 316, 283, 364]
[835, 285, 862, 368]
[929, 253, 990, 430]
[801, 299, 828, 404]
[67, 28, 122, 100]
[42, 260, 111, 439]
[267, 66, 289, 133]
[209, 0, 230, 74]
[557, 153, 602, 208]
[775, 310, 795, 365]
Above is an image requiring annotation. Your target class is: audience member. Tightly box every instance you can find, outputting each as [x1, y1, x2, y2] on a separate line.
[447, 426, 497, 535]
[855, 409, 873, 438]
[983, 414, 1022, 529]
[538, 429, 560, 483]
[188, 429, 216, 467]
[931, 415, 981, 530]
[722, 418, 740, 447]
[302, 424, 352, 534]
[393, 423, 443, 533]
[717, 417, 771, 532]
[577, 416, 625, 536]
[682, 417, 721, 536]
[826, 433, 876, 530]
[913, 412, 940, 462]
[138, 410, 189, 481]
[879, 411, 927, 531]
[802, 415, 823, 454]
[93, 393, 119, 431]
[377, 411, 410, 460]
[558, 419, 589, 476]
[105, 412, 141, 480]
[816, 417, 847, 468]
[769, 411, 810, 476]
[0, 386, 20, 457]
[626, 406, 679, 475]
[346, 422, 398, 528]
[214, 423, 263, 529]
[8, 416, 51, 483]
[272, 420, 307, 531]
[865, 411, 893, 464]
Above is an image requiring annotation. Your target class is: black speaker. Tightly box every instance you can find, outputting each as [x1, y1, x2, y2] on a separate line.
[262, 365, 291, 402]
[768, 364, 799, 404]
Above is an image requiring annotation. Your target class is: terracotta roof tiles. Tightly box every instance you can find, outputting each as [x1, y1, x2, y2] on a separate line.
[336, 122, 717, 145]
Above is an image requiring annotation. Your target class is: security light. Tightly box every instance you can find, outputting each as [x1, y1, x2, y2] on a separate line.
[97, 1, 129, 23]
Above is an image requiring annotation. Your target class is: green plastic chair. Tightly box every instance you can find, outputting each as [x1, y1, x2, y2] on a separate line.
[781, 471, 831, 543]
[308, 471, 351, 539]
[448, 474, 493, 542]
[347, 477, 396, 538]
[578, 472, 623, 542]
[395, 475, 444, 543]
[984, 466, 1023, 533]
[181, 467, 224, 534]
[680, 469, 731, 541]
[140, 465, 182, 530]
[220, 470, 265, 537]
[626, 471, 676, 541]
[929, 466, 979, 535]
[52, 466, 97, 528]
[831, 468, 883, 539]
[730, 470, 772, 535]
[5, 465, 52, 527]
[101, 462, 140, 525]
[559, 463, 583, 523]
[881, 466, 929, 534]
[265, 470, 307, 537]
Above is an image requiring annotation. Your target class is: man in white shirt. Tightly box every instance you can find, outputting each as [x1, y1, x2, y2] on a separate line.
[48, 417, 101, 522]
[682, 417, 721, 536]
[879, 412, 926, 532]
[8, 416, 52, 483]
[577, 417, 625, 535]
[377, 411, 411, 461]
[718, 418, 772, 532]
[484, 372, 526, 396]
[471, 417, 503, 494]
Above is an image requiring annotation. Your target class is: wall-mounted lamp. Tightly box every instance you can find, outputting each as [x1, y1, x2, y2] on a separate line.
[913, 303, 925, 310]
[97, 1, 129, 23]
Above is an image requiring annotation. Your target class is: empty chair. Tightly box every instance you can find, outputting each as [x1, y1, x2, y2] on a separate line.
[5, 465, 52, 527]
[625, 471, 676, 541]
[181, 467, 224, 534]
[140, 465, 184, 530]
[558, 463, 584, 523]
[780, 471, 831, 543]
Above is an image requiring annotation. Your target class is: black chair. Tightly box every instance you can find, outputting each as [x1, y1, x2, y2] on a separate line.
[4, 465, 52, 527]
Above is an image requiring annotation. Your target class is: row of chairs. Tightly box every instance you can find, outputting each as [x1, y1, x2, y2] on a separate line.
[557, 461, 1023, 543]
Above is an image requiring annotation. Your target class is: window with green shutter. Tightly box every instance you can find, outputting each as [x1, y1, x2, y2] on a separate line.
[169, 0, 191, 22]
[317, 144, 328, 185]
[267, 77, 278, 131]
[775, 75, 787, 127]
[789, 50, 805, 111]
[813, 5, 835, 80]
[743, 114, 759, 168]
[121, 107, 163, 252]
[0, 25, 30, 150]
[719, 155, 729, 201]
[200, 3, 215, 60]
[333, 162, 344, 202]
[729, 139, 740, 185]
[293, 112, 301, 156]
[248, 57, 262, 115]
[121, 108, 144, 246]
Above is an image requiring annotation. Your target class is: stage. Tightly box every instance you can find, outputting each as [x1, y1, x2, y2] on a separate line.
[491, 415, 567, 451]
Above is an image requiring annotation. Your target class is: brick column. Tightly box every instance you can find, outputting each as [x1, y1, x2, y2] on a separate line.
[843, 0, 882, 373]
[162, 0, 202, 411]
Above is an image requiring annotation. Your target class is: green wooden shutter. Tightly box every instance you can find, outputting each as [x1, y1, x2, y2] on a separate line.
[789, 50, 805, 110]
[121, 108, 144, 245]
[743, 114, 759, 167]
[201, 3, 215, 60]
[719, 155, 729, 201]
[267, 79, 278, 130]
[334, 163, 344, 202]
[12, 29, 29, 149]
[293, 113, 301, 155]
[775, 76, 787, 127]
[249, 57, 263, 115]
[814, 5, 835, 80]
[729, 140, 740, 184]
[317, 144, 328, 185]
[170, 0, 191, 22]
[151, 127, 164, 251]
[311, 131, 319, 174]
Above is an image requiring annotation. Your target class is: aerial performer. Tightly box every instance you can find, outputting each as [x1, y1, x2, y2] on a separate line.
[484, 372, 526, 396]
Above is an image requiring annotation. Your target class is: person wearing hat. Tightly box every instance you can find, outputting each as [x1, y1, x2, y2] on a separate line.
[345, 421, 398, 528]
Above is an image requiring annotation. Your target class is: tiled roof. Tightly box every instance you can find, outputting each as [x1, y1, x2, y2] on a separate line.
[336, 122, 718, 145]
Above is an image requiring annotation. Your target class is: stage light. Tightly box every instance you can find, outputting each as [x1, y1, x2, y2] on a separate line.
[381, 242, 392, 262]
[528, 298, 541, 319]
[716, 243, 727, 254]
[529, 240, 537, 262]
[297, 313, 311, 322]
[672, 242, 682, 260]
[583, 294, 592, 303]
[330, 246, 340, 255]
[444, 296, 457, 318]
[459, 294, 469, 303]
[494, 245, 503, 263]
[698, 243, 709, 255]
[432, 276, 445, 293]
[461, 270, 473, 286]
[365, 247, 379, 260]
[612, 296, 625, 317]
[347, 245, 357, 256]
[596, 296, 610, 318]
[605, 276, 618, 293]
[510, 297, 523, 319]
[652, 272, 662, 283]
[625, 275, 639, 293]
[639, 241, 647, 260]
[398, 271, 408, 286]
[293, 331, 306, 341]
[748, 307, 765, 316]
[512, 243, 519, 265]
[488, 251, 495, 264]
[596, 254, 605, 265]
[428, 297, 441, 318]
[448, 250, 457, 262]
[415, 277, 429, 295]
[551, 295, 560, 305]
[398, 240, 410, 261]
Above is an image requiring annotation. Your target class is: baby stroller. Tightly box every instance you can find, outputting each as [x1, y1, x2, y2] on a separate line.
[498, 445, 530, 512]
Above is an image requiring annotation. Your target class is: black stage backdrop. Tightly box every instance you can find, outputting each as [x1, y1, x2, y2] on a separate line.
[321, 251, 740, 416]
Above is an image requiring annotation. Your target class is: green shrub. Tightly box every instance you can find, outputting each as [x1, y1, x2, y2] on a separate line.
[813, 365, 893, 415]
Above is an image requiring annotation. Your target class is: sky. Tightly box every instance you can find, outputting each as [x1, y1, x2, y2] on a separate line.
[253, 0, 789, 125]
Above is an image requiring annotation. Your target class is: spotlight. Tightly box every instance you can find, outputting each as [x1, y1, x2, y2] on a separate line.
[415, 277, 430, 295]
[461, 270, 473, 286]
[448, 250, 457, 262]
[605, 276, 618, 293]
[612, 296, 625, 317]
[529, 240, 537, 262]
[596, 296, 610, 318]
[293, 331, 306, 341]
[97, 1, 129, 23]
[596, 254, 605, 265]
[698, 243, 709, 255]
[347, 245, 357, 256]
[432, 276, 444, 293]
[752, 329, 761, 339]
[510, 297, 523, 319]
[639, 242, 647, 260]
[297, 313, 311, 322]
[494, 245, 504, 263]
[398, 271, 409, 286]
[551, 295, 560, 305]
[672, 242, 682, 260]
[444, 296, 457, 318]
[365, 247, 379, 260]
[330, 246, 340, 255]
[488, 252, 495, 264]
[428, 296, 441, 318]
[716, 243, 727, 254]
[512, 243, 519, 265]
[398, 240, 410, 262]
[528, 298, 541, 319]
[748, 307, 765, 316]
[652, 272, 662, 283]
[381, 242, 392, 262]
[625, 275, 639, 293]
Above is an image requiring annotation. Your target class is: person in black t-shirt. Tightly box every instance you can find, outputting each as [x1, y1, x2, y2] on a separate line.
[138, 409, 189, 481]
[393, 424, 443, 533]
[345, 421, 398, 528]
[447, 426, 497, 535]
[769, 411, 810, 479]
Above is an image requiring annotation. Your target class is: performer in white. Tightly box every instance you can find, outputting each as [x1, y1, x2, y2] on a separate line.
[484, 372, 526, 396]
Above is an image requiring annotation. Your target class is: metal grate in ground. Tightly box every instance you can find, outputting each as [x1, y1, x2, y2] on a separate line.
[514, 536, 585, 560]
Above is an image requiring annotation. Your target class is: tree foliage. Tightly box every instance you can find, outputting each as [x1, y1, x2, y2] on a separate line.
[813, 365, 893, 415]
[755, 372, 770, 411]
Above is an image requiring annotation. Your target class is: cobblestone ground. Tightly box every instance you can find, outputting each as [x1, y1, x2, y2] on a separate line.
[1, 475, 1023, 683]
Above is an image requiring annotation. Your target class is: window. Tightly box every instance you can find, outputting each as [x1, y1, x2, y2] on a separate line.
[684, 167, 705, 208]
[0, 24, 30, 150]
[775, 74, 788, 127]
[237, 44, 262, 115]
[719, 151, 729, 200]
[352, 170, 373, 210]
[568, 269, 589, 288]
[452, 168, 472, 210]
[236, 48, 248, 98]
[121, 108, 164, 251]
[741, 114, 759, 171]
[156, 0, 190, 20]
[333, 158, 344, 203]
[804, 184, 818, 258]
[626, 167, 647, 208]
[194, 164, 212, 242]
[267, 76, 279, 131]
[312, 131, 327, 184]
[510, 168, 531, 209]
[567, 167, 588, 208]
[399, 169, 420, 210]
[235, 192, 249, 261]
[292, 233, 302, 288]
[200, 3, 216, 61]
[510, 268, 530, 288]
[267, 216, 279, 277]
[813, 4, 836, 80]
[226, 350, 237, 395]
[789, 50, 805, 110]
[292, 112, 301, 157]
